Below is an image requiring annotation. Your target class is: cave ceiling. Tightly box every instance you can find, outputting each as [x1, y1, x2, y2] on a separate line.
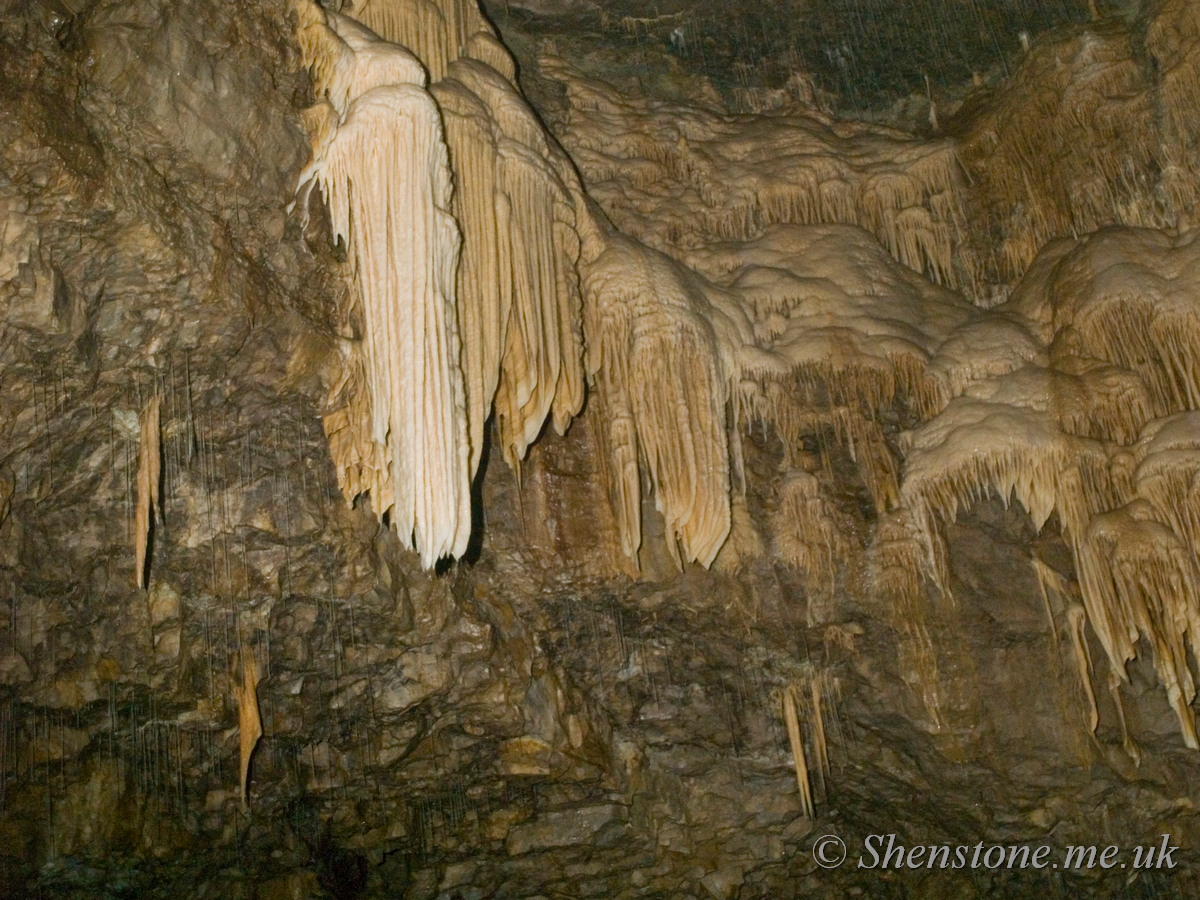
[484, 0, 1124, 114]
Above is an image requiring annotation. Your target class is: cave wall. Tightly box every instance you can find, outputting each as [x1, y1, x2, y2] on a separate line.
[1, 0, 1199, 899]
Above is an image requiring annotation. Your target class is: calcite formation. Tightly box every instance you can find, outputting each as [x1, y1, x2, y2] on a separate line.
[292, 0, 1200, 748]
[134, 395, 161, 589]
[899, 228, 1200, 746]
[297, 0, 589, 567]
[9, 0, 1200, 893]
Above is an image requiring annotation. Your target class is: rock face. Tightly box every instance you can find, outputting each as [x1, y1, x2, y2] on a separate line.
[1, 1, 1200, 899]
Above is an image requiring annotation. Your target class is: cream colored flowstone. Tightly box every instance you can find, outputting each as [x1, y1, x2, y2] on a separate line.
[961, 0, 1200, 289]
[322, 82, 473, 568]
[294, 0, 980, 579]
[297, 4, 471, 568]
[545, 56, 968, 293]
[772, 470, 851, 600]
[295, 1, 588, 568]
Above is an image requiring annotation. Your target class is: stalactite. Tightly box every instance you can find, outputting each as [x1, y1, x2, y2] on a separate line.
[772, 470, 850, 599]
[445, 58, 588, 466]
[429, 77, 506, 477]
[579, 213, 973, 567]
[296, 0, 980, 578]
[543, 56, 971, 294]
[296, 3, 591, 564]
[1133, 412, 1200, 552]
[780, 670, 836, 817]
[347, 0, 453, 82]
[1066, 604, 1099, 734]
[1079, 501, 1200, 748]
[808, 678, 829, 796]
[1108, 672, 1141, 765]
[299, 6, 471, 567]
[889, 226, 1200, 747]
[1031, 557, 1073, 646]
[871, 510, 945, 729]
[493, 144, 569, 463]
[781, 686, 813, 819]
[583, 233, 735, 567]
[288, 0, 1200, 764]
[135, 395, 161, 590]
[234, 654, 262, 810]
[960, 2, 1200, 288]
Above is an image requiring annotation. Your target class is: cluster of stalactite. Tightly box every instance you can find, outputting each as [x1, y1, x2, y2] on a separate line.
[543, 55, 969, 293]
[537, 2, 1200, 308]
[893, 226, 1200, 747]
[959, 0, 1200, 294]
[290, 0, 1200, 748]
[580, 220, 971, 570]
[293, 0, 974, 573]
[294, 0, 587, 567]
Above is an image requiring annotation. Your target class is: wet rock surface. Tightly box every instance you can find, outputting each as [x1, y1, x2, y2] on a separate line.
[0, 1, 1199, 899]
